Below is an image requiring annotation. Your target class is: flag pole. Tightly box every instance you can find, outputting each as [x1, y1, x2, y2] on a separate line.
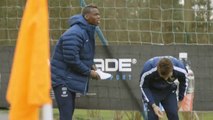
[42, 104, 53, 120]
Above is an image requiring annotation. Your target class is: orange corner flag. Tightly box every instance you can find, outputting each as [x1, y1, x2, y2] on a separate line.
[6, 0, 52, 120]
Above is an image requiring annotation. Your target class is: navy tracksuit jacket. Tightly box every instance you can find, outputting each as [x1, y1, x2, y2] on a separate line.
[139, 56, 188, 120]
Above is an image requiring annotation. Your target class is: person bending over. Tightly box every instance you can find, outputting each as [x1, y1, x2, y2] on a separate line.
[139, 56, 188, 120]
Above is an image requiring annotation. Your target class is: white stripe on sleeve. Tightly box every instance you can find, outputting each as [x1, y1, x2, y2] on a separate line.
[139, 67, 157, 102]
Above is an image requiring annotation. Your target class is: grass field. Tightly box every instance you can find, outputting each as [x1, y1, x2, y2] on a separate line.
[54, 109, 213, 120]
[54, 109, 142, 120]
[1, 109, 213, 120]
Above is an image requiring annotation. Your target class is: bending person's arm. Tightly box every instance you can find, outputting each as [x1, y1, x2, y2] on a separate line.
[139, 61, 156, 106]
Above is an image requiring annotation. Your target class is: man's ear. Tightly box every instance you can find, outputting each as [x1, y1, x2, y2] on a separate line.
[85, 15, 89, 20]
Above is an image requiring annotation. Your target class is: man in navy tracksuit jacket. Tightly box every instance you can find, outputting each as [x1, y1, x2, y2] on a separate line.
[139, 56, 188, 120]
[51, 4, 101, 120]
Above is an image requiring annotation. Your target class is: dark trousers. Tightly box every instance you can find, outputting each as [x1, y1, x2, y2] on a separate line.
[147, 91, 179, 120]
[53, 85, 76, 120]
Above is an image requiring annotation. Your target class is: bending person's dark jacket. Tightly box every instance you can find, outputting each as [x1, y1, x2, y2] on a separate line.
[139, 56, 188, 106]
[51, 14, 96, 95]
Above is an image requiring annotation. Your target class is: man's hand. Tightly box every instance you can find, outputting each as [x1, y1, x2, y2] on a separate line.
[91, 64, 97, 70]
[152, 104, 164, 118]
[178, 101, 182, 110]
[90, 70, 100, 80]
